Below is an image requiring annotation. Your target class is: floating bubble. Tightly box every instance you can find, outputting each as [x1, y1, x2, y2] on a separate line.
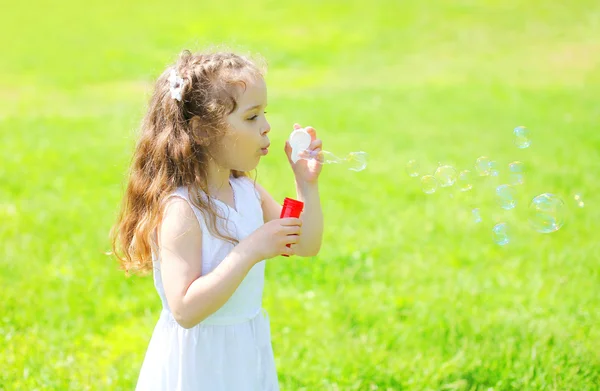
[513, 126, 531, 149]
[298, 150, 368, 172]
[406, 160, 419, 177]
[489, 160, 499, 177]
[475, 156, 492, 176]
[508, 161, 525, 185]
[528, 193, 566, 233]
[496, 184, 517, 210]
[472, 208, 482, 223]
[346, 152, 369, 172]
[574, 193, 584, 208]
[421, 175, 438, 194]
[458, 170, 473, 191]
[492, 223, 510, 245]
[434, 165, 457, 187]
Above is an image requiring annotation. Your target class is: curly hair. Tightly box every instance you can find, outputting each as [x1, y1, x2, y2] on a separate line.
[110, 49, 266, 275]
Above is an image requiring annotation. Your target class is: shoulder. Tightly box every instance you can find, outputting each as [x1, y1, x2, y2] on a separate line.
[159, 192, 201, 246]
[253, 182, 270, 205]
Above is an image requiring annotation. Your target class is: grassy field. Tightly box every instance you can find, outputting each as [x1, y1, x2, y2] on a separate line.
[1, 1, 599, 390]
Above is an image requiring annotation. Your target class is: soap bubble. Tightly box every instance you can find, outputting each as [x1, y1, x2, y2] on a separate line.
[574, 193, 584, 208]
[406, 160, 419, 177]
[475, 156, 492, 176]
[514, 126, 531, 148]
[421, 175, 438, 194]
[312, 150, 343, 164]
[434, 165, 457, 187]
[489, 161, 499, 177]
[508, 161, 525, 185]
[528, 193, 566, 233]
[472, 208, 482, 223]
[492, 223, 510, 245]
[346, 152, 369, 172]
[496, 184, 517, 210]
[298, 150, 368, 172]
[458, 170, 473, 191]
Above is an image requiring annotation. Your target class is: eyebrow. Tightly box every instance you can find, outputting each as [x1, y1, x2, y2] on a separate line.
[243, 104, 266, 112]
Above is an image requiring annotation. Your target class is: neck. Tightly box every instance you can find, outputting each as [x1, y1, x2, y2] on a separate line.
[205, 158, 231, 195]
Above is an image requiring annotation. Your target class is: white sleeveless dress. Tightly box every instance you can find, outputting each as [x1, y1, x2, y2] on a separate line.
[135, 176, 280, 391]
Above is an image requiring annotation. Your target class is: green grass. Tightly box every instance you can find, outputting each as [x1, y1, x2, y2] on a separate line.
[1, 1, 600, 390]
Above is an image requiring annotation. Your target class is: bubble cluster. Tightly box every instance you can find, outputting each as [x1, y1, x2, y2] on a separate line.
[528, 193, 566, 233]
[410, 125, 577, 245]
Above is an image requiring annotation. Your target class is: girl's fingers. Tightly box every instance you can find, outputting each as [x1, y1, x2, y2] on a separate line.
[282, 245, 295, 256]
[308, 139, 322, 151]
[284, 140, 293, 157]
[285, 235, 299, 245]
[285, 225, 301, 235]
[304, 127, 317, 141]
[280, 218, 302, 226]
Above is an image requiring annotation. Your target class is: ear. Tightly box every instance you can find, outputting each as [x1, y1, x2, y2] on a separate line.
[190, 116, 211, 146]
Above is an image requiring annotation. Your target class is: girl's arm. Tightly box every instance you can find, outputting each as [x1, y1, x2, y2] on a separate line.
[293, 180, 323, 256]
[158, 198, 258, 329]
[159, 196, 303, 328]
[255, 181, 323, 257]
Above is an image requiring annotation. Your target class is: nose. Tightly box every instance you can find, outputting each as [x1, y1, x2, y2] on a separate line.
[261, 119, 271, 136]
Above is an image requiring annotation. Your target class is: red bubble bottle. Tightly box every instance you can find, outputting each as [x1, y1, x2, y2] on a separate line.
[279, 197, 304, 256]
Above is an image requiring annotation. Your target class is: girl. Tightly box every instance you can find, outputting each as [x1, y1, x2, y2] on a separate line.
[110, 49, 324, 390]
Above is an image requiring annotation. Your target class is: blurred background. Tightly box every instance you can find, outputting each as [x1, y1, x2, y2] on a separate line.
[1, 1, 599, 390]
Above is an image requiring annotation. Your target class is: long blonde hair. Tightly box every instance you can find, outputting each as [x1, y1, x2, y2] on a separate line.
[110, 49, 266, 275]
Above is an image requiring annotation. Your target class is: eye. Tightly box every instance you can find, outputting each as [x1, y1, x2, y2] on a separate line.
[247, 112, 267, 121]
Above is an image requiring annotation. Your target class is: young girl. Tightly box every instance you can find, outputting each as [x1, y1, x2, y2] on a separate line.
[111, 49, 324, 390]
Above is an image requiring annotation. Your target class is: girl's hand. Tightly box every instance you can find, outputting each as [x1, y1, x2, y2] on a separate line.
[285, 123, 323, 184]
[238, 218, 302, 261]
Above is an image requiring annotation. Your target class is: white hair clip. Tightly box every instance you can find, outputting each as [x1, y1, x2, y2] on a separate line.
[168, 69, 184, 101]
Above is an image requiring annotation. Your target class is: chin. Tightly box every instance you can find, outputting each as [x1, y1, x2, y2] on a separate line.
[234, 160, 260, 173]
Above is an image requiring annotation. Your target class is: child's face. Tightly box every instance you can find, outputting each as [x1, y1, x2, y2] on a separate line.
[216, 76, 271, 172]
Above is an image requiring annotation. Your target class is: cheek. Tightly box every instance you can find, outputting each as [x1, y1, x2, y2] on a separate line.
[221, 123, 260, 162]
[231, 131, 258, 158]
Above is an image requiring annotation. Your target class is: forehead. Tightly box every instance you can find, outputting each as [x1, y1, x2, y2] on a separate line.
[236, 76, 267, 110]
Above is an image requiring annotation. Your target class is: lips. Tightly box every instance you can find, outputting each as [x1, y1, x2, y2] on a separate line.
[260, 143, 270, 155]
